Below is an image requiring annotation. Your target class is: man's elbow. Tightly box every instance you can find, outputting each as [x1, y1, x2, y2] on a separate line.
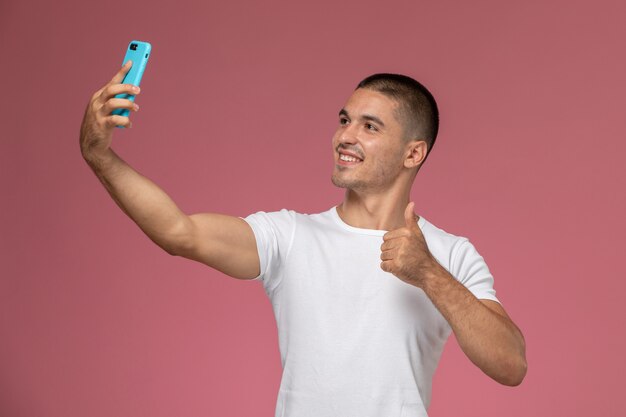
[162, 235, 195, 258]
[156, 220, 196, 258]
[497, 356, 528, 386]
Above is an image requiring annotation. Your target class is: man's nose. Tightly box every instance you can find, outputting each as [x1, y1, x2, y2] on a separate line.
[338, 124, 358, 145]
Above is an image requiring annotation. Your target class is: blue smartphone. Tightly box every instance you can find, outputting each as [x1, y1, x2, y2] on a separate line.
[112, 40, 151, 127]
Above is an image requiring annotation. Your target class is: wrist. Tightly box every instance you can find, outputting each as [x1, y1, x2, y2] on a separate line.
[82, 147, 117, 172]
[416, 257, 448, 289]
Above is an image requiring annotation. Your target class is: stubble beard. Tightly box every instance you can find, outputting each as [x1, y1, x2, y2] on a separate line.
[331, 172, 367, 191]
[331, 164, 390, 193]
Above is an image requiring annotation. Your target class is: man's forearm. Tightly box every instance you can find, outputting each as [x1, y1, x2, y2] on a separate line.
[84, 148, 191, 255]
[417, 263, 527, 386]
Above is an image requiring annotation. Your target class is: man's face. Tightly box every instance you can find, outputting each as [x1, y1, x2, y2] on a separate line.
[331, 88, 410, 193]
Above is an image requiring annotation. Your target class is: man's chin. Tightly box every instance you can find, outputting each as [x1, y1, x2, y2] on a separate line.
[331, 174, 365, 191]
[331, 174, 348, 189]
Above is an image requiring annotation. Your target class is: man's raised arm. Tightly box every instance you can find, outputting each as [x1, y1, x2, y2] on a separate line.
[79, 61, 260, 280]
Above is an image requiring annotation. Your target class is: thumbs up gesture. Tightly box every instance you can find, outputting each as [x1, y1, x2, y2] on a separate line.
[380, 202, 437, 286]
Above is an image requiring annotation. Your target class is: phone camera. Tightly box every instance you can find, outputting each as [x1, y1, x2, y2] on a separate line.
[130, 43, 138, 51]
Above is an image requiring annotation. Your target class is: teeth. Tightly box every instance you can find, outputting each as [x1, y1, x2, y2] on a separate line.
[340, 154, 359, 162]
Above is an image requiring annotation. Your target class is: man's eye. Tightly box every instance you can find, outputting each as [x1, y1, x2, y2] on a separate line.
[339, 118, 349, 125]
[365, 123, 377, 131]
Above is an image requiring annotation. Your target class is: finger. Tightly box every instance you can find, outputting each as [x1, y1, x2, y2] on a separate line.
[380, 260, 392, 273]
[380, 249, 396, 261]
[105, 114, 132, 129]
[99, 97, 139, 116]
[99, 83, 141, 103]
[110, 60, 133, 84]
[382, 228, 411, 241]
[405, 201, 417, 229]
[380, 239, 400, 251]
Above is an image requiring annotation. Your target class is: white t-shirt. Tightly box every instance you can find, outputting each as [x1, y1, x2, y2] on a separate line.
[244, 207, 499, 417]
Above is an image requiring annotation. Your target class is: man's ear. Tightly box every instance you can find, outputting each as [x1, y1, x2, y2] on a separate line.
[404, 140, 428, 169]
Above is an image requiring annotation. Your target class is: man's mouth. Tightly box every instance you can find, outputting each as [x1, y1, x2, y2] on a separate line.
[339, 154, 361, 163]
[337, 147, 364, 165]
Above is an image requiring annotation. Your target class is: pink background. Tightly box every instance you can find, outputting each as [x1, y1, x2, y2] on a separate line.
[1, 0, 625, 415]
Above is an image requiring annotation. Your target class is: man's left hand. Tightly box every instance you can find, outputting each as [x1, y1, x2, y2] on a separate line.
[380, 202, 439, 287]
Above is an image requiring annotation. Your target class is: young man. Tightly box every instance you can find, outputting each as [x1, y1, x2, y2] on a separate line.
[80, 62, 527, 417]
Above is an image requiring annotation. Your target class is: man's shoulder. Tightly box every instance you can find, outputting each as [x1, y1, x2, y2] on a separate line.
[244, 207, 335, 228]
[420, 216, 471, 253]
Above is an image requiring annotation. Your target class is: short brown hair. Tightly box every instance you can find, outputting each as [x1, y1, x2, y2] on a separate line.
[357, 74, 439, 164]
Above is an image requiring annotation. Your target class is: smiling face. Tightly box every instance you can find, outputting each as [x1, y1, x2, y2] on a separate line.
[331, 88, 416, 193]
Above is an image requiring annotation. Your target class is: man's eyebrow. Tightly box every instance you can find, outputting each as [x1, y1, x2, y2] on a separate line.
[362, 114, 385, 128]
[338, 109, 386, 128]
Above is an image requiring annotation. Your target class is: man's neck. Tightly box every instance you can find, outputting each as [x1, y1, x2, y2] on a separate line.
[336, 188, 412, 231]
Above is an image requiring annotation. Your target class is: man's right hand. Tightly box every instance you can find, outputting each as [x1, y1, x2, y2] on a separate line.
[79, 60, 140, 162]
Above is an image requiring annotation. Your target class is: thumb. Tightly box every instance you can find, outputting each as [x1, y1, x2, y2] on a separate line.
[404, 201, 417, 229]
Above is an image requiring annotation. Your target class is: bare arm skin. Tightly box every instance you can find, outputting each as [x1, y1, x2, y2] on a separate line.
[381, 203, 527, 386]
[79, 61, 260, 279]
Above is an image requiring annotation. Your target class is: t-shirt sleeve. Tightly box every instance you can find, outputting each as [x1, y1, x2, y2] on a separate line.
[242, 209, 296, 291]
[450, 238, 499, 303]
